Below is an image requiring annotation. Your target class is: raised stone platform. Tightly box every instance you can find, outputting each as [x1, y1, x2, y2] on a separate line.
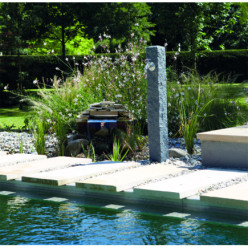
[0, 157, 92, 181]
[133, 169, 247, 199]
[200, 181, 248, 209]
[76, 164, 186, 192]
[22, 161, 141, 186]
[197, 125, 248, 168]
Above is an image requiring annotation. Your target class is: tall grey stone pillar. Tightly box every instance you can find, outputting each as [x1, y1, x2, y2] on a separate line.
[146, 46, 168, 163]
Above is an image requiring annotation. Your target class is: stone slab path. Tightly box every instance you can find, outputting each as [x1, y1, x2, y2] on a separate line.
[0, 154, 47, 168]
[76, 164, 187, 192]
[0, 157, 92, 181]
[22, 161, 141, 186]
[133, 169, 248, 199]
[200, 181, 248, 209]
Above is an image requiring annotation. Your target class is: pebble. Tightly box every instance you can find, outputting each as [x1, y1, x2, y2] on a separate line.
[0, 131, 202, 167]
[0, 131, 246, 193]
[0, 131, 58, 157]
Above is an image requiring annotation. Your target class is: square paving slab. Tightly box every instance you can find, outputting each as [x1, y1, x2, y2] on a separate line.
[134, 169, 248, 199]
[76, 164, 187, 192]
[0, 154, 47, 167]
[22, 161, 141, 186]
[0, 157, 92, 181]
[200, 181, 248, 209]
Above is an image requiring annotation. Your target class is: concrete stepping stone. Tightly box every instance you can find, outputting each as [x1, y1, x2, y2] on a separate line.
[0, 157, 92, 181]
[76, 164, 187, 192]
[134, 169, 248, 199]
[0, 154, 47, 168]
[200, 181, 248, 209]
[22, 161, 141, 186]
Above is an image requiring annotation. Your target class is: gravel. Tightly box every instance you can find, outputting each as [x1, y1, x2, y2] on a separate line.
[0, 131, 202, 167]
[0, 131, 247, 194]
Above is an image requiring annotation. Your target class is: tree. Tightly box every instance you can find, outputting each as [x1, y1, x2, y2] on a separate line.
[24, 3, 87, 59]
[0, 3, 30, 55]
[149, 3, 246, 51]
[74, 2, 155, 51]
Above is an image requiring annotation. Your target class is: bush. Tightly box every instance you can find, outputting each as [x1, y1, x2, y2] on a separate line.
[167, 70, 248, 137]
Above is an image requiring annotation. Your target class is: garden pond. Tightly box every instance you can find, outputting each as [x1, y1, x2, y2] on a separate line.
[0, 194, 247, 245]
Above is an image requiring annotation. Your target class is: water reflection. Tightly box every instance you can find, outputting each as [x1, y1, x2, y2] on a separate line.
[0, 196, 247, 245]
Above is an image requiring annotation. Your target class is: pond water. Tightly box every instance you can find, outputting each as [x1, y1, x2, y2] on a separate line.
[0, 195, 247, 245]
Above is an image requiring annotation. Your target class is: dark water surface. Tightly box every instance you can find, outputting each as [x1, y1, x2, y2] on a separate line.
[0, 195, 247, 245]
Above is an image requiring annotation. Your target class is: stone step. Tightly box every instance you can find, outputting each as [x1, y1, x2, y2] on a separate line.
[134, 169, 248, 199]
[0, 157, 92, 181]
[197, 125, 248, 143]
[22, 161, 141, 186]
[200, 181, 248, 209]
[197, 126, 248, 168]
[76, 164, 187, 192]
[0, 154, 47, 168]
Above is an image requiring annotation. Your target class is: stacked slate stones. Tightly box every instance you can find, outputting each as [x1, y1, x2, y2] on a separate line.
[65, 101, 133, 157]
[76, 101, 133, 134]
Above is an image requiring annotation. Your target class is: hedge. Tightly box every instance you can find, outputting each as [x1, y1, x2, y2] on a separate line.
[0, 49, 247, 91]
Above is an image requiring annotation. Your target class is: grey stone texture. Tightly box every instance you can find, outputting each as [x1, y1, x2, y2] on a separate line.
[169, 148, 188, 158]
[146, 46, 169, 162]
[65, 139, 89, 157]
[201, 140, 248, 169]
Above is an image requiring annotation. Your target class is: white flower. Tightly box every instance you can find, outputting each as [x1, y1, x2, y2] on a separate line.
[44, 42, 47, 46]
[65, 58, 68, 61]
[51, 49, 54, 53]
[33, 79, 38, 84]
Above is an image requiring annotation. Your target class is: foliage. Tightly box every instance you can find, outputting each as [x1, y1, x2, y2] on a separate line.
[29, 117, 46, 155]
[81, 141, 96, 162]
[167, 70, 248, 138]
[82, 34, 147, 121]
[149, 3, 247, 51]
[18, 134, 24, 153]
[178, 85, 214, 154]
[26, 33, 94, 56]
[105, 137, 129, 162]
[23, 3, 88, 59]
[75, 2, 155, 51]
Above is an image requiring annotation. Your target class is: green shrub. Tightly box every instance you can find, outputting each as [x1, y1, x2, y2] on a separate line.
[167, 70, 248, 137]
[82, 39, 147, 122]
[30, 117, 46, 155]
